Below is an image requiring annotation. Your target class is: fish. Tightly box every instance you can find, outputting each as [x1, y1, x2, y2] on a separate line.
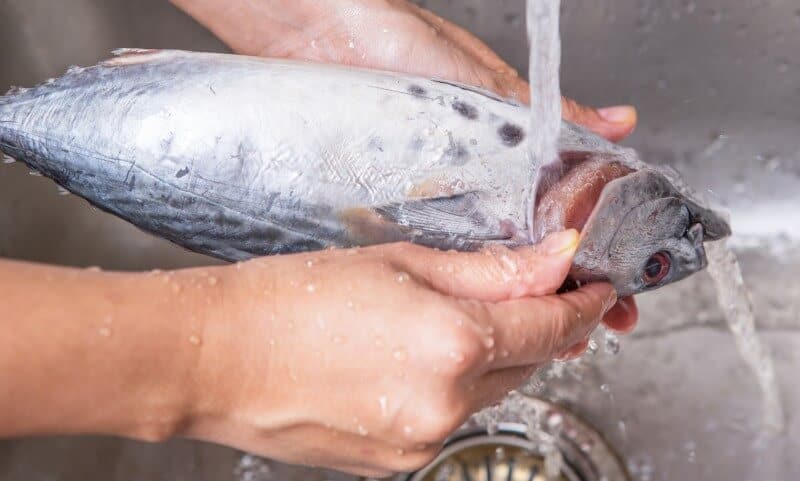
[0, 49, 730, 296]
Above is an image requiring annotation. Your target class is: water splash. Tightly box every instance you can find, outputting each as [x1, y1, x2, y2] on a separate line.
[705, 240, 784, 433]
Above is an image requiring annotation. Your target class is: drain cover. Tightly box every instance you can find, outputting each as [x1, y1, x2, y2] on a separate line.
[404, 397, 629, 481]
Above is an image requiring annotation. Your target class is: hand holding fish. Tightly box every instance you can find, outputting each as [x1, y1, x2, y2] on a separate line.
[0, 0, 668, 477]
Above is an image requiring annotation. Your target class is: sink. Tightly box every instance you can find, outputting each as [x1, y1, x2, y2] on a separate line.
[1, 0, 798, 480]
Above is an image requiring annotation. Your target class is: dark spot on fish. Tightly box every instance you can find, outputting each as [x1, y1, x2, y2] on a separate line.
[470, 138, 478, 146]
[498, 123, 525, 147]
[176, 167, 190, 178]
[408, 85, 427, 97]
[126, 174, 136, 191]
[452, 101, 479, 120]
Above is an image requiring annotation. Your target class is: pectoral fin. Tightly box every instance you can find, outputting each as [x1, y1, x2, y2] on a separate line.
[374, 192, 511, 240]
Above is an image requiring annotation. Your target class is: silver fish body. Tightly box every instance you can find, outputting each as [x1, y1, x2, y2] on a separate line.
[0, 49, 730, 296]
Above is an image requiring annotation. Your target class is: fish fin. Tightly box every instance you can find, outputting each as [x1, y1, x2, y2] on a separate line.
[2, 154, 16, 164]
[374, 192, 512, 240]
[103, 48, 167, 67]
[429, 78, 524, 106]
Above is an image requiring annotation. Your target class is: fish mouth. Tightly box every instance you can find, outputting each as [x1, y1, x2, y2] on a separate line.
[686, 222, 709, 270]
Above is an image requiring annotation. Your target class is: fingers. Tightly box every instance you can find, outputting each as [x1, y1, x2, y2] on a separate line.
[474, 282, 617, 370]
[561, 98, 638, 142]
[399, 230, 579, 303]
[602, 297, 639, 333]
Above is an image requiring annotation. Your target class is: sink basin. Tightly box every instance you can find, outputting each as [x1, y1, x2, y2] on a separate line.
[1, 0, 798, 480]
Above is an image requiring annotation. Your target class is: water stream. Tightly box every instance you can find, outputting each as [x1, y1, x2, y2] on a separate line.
[705, 240, 785, 433]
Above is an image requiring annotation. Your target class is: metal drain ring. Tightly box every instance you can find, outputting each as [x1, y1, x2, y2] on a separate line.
[404, 398, 629, 481]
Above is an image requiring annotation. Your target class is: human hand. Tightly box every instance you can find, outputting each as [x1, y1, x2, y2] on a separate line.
[180, 231, 621, 477]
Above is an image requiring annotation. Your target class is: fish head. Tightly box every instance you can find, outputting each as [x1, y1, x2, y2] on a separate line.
[533, 130, 731, 297]
[570, 168, 731, 296]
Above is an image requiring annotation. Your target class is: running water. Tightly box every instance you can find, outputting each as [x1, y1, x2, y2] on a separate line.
[526, 0, 562, 198]
[705, 240, 785, 433]
[523, 1, 566, 478]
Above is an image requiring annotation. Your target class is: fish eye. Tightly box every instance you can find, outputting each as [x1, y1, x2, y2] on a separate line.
[643, 251, 671, 287]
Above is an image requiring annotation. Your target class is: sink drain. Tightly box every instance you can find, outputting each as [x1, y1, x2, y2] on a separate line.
[405, 397, 629, 481]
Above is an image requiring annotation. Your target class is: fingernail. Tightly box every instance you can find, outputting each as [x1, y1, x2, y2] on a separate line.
[603, 286, 619, 315]
[539, 229, 579, 256]
[597, 105, 636, 124]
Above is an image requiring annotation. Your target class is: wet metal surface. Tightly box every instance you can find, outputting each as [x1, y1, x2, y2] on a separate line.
[1, 0, 798, 480]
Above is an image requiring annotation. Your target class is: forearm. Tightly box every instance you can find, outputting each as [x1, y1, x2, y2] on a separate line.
[0, 259, 219, 441]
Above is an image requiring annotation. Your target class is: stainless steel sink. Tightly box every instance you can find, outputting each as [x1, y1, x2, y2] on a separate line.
[1, 0, 798, 480]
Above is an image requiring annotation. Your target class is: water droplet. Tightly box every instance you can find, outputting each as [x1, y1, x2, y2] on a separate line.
[379, 395, 389, 417]
[29, 170, 42, 176]
[305, 259, 315, 268]
[587, 338, 599, 354]
[483, 337, 495, 349]
[306, 283, 316, 293]
[455, 318, 464, 327]
[600, 383, 612, 394]
[348, 40, 355, 49]
[374, 336, 385, 347]
[403, 425, 413, 436]
[207, 276, 218, 286]
[449, 351, 465, 363]
[171, 283, 182, 294]
[500, 349, 509, 358]
[56, 186, 70, 195]
[396, 272, 410, 283]
[85, 266, 102, 273]
[445, 263, 455, 274]
[357, 424, 369, 436]
[286, 320, 294, 330]
[604, 331, 620, 355]
[547, 413, 563, 431]
[393, 348, 408, 362]
[332, 335, 345, 345]
[98, 327, 112, 337]
[396, 448, 405, 456]
[268, 338, 276, 347]
[189, 335, 202, 346]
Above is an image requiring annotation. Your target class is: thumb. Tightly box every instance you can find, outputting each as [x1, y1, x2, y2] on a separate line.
[402, 230, 579, 302]
[561, 97, 638, 142]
